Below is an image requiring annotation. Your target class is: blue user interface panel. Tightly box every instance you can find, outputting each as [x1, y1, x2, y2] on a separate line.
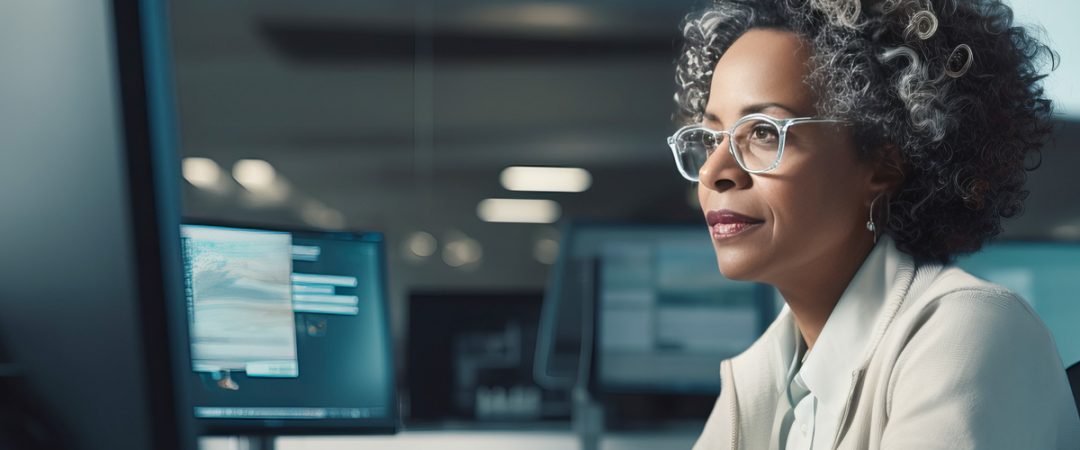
[180, 224, 396, 433]
[565, 224, 777, 395]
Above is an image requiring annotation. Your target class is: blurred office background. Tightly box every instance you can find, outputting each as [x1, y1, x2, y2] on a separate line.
[167, 0, 1080, 448]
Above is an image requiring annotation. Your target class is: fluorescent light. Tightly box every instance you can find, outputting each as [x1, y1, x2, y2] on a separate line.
[182, 157, 223, 189]
[465, 3, 595, 30]
[500, 166, 591, 193]
[501, 4, 592, 28]
[232, 159, 276, 191]
[477, 198, 561, 223]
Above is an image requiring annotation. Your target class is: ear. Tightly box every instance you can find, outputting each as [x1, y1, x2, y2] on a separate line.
[868, 143, 905, 194]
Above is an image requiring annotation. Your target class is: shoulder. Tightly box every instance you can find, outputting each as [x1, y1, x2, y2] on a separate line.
[887, 263, 1063, 391]
[898, 265, 1047, 340]
[878, 265, 1080, 448]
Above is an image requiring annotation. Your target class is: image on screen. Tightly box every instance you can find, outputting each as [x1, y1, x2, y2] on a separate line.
[179, 223, 397, 433]
[181, 225, 298, 378]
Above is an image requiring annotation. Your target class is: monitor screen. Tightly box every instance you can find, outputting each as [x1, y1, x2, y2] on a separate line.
[180, 223, 397, 434]
[954, 241, 1080, 367]
[589, 228, 775, 394]
[535, 223, 776, 395]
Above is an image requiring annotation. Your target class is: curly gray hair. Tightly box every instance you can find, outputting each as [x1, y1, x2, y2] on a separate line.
[675, 0, 1057, 263]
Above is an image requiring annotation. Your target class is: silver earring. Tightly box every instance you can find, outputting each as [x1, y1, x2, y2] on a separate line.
[867, 193, 883, 244]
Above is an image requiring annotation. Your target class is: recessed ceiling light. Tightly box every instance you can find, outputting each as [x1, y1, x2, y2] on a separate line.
[500, 166, 591, 193]
[477, 198, 561, 224]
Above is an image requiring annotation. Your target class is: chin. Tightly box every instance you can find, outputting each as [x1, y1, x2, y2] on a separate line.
[712, 248, 766, 282]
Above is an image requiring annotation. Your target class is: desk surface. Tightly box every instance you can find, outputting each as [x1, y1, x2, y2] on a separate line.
[201, 429, 699, 450]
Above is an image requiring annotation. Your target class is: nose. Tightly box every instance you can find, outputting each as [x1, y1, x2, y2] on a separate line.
[697, 133, 751, 194]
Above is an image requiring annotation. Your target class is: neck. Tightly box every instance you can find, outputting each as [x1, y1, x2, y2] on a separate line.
[775, 236, 877, 350]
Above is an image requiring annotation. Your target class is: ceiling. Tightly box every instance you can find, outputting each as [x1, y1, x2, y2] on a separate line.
[169, 0, 705, 321]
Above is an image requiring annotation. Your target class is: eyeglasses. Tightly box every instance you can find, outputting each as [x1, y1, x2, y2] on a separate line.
[666, 113, 845, 182]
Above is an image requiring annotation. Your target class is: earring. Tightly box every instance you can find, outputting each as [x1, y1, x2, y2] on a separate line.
[867, 193, 883, 244]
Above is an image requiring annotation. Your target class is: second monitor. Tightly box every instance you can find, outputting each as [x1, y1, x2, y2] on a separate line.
[535, 222, 777, 396]
[592, 233, 776, 394]
[180, 223, 397, 435]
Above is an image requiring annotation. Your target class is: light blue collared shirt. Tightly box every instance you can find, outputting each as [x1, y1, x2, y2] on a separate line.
[777, 236, 897, 450]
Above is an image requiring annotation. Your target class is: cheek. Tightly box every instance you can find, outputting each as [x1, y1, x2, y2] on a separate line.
[770, 185, 827, 233]
[768, 161, 863, 230]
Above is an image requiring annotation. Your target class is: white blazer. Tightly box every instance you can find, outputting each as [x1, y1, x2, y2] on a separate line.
[693, 237, 1080, 449]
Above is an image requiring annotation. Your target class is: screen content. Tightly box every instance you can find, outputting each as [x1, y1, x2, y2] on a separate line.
[180, 224, 396, 430]
[594, 234, 775, 394]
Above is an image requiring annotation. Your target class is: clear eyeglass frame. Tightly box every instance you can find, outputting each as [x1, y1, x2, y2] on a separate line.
[666, 113, 846, 182]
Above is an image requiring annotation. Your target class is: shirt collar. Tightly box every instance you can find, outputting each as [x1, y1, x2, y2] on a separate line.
[791, 234, 898, 411]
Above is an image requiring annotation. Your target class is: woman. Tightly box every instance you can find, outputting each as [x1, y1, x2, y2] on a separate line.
[667, 0, 1080, 448]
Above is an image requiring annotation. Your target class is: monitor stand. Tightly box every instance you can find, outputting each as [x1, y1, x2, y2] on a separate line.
[574, 259, 603, 450]
[573, 385, 604, 450]
[235, 436, 275, 450]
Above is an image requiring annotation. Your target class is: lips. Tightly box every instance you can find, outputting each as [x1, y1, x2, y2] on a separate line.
[706, 209, 764, 240]
[706, 209, 764, 226]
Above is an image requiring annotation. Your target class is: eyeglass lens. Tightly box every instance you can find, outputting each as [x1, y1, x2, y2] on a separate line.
[673, 119, 782, 177]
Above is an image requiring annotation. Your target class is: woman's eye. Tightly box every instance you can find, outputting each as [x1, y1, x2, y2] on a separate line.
[751, 126, 778, 142]
[702, 134, 718, 154]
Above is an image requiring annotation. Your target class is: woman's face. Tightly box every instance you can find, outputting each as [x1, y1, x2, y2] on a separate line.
[698, 28, 876, 285]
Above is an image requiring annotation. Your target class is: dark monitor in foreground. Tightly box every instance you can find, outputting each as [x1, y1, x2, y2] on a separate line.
[0, 1, 195, 449]
[180, 223, 397, 434]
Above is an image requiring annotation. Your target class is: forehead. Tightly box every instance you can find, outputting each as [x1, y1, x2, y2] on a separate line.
[706, 28, 817, 121]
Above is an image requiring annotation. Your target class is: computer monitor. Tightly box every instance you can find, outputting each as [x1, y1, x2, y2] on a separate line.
[0, 1, 196, 449]
[589, 227, 775, 395]
[535, 222, 776, 394]
[180, 222, 398, 435]
[954, 241, 1080, 367]
[406, 291, 570, 424]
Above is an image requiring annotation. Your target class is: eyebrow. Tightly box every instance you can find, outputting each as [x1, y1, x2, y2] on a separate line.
[703, 102, 803, 126]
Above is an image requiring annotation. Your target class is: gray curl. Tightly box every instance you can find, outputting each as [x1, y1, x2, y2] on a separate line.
[904, 9, 939, 40]
[878, 46, 953, 141]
